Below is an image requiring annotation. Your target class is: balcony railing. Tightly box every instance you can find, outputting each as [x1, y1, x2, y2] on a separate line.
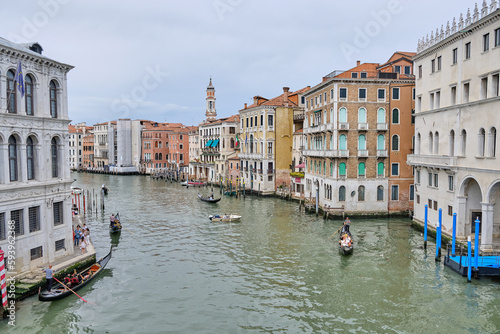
[377, 123, 388, 130]
[358, 123, 368, 130]
[358, 150, 368, 157]
[339, 150, 349, 157]
[339, 122, 349, 130]
[377, 149, 388, 157]
[407, 154, 458, 169]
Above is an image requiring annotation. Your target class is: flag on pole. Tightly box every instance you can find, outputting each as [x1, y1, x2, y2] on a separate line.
[235, 134, 239, 146]
[14, 61, 25, 98]
[245, 135, 248, 146]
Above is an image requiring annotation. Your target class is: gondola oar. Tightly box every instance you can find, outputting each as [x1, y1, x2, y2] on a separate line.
[52, 277, 93, 304]
[328, 225, 344, 239]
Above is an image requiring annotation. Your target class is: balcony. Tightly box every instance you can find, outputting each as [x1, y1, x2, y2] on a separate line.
[339, 122, 349, 130]
[407, 154, 458, 169]
[339, 150, 349, 157]
[377, 149, 388, 157]
[377, 123, 388, 131]
[358, 150, 368, 157]
[358, 123, 368, 130]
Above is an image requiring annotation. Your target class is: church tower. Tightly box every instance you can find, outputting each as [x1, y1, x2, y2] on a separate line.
[205, 77, 216, 122]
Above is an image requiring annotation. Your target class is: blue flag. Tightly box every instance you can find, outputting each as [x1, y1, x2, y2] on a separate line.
[245, 135, 248, 146]
[14, 61, 25, 98]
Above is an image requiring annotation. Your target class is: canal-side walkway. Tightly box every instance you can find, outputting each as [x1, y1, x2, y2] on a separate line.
[5, 215, 96, 301]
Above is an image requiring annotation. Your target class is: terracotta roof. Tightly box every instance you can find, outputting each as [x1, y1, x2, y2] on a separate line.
[333, 63, 379, 79]
[294, 128, 303, 134]
[241, 87, 309, 111]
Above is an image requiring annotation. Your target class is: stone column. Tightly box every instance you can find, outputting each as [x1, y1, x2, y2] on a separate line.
[456, 195, 467, 239]
[481, 202, 494, 250]
[18, 144, 27, 183]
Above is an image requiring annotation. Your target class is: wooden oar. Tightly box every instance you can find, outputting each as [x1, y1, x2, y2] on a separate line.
[52, 277, 94, 304]
[329, 225, 344, 239]
[122, 225, 135, 235]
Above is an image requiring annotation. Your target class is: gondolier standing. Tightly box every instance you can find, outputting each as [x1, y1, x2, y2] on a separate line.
[43, 265, 54, 292]
[342, 217, 351, 233]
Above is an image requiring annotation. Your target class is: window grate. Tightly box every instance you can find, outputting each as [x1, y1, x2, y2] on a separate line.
[30, 246, 42, 261]
[53, 202, 63, 226]
[29, 206, 40, 233]
[0, 213, 5, 240]
[11, 209, 24, 235]
[55, 239, 65, 251]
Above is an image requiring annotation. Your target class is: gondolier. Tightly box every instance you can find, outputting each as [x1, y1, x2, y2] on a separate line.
[43, 265, 54, 292]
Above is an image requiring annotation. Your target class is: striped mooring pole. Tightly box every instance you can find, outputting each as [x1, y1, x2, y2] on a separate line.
[0, 250, 8, 313]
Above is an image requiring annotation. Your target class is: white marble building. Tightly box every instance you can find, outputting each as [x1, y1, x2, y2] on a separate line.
[0, 37, 74, 273]
[408, 2, 500, 248]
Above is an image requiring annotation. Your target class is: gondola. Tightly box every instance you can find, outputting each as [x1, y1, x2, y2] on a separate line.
[38, 248, 112, 301]
[109, 213, 122, 233]
[102, 185, 109, 195]
[198, 193, 221, 203]
[339, 231, 353, 255]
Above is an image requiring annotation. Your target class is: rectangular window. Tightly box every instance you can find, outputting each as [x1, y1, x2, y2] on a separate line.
[319, 94, 322, 104]
[437, 56, 442, 71]
[0, 212, 5, 240]
[339, 88, 347, 100]
[391, 163, 399, 176]
[417, 195, 420, 204]
[452, 48, 458, 64]
[493, 74, 500, 97]
[448, 205, 453, 216]
[434, 173, 439, 187]
[351, 72, 358, 78]
[465, 42, 471, 59]
[29, 206, 40, 233]
[412, 88, 416, 100]
[428, 172, 433, 186]
[495, 28, 500, 47]
[11, 209, 23, 236]
[360, 72, 367, 78]
[435, 91, 440, 108]
[324, 92, 327, 102]
[451, 86, 457, 105]
[394, 65, 401, 73]
[410, 185, 415, 201]
[392, 87, 400, 100]
[30, 246, 42, 261]
[358, 88, 366, 100]
[55, 239, 65, 251]
[483, 33, 490, 52]
[418, 65, 422, 78]
[431, 59, 435, 73]
[463, 83, 470, 103]
[416, 170, 420, 184]
[268, 115, 273, 127]
[428, 199, 433, 208]
[433, 200, 438, 210]
[481, 77, 488, 99]
[448, 175, 454, 191]
[404, 66, 411, 75]
[53, 201, 63, 226]
[391, 185, 399, 201]
[377, 89, 385, 101]
[330, 89, 334, 99]
[267, 142, 272, 155]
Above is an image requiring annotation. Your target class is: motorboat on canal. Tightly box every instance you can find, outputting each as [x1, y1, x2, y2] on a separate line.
[38, 248, 112, 302]
[102, 184, 109, 195]
[109, 213, 122, 233]
[209, 214, 241, 222]
[198, 193, 221, 203]
[339, 231, 353, 255]
[181, 181, 188, 186]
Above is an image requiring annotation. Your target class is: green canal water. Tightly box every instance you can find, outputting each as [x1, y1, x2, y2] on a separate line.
[2, 173, 500, 333]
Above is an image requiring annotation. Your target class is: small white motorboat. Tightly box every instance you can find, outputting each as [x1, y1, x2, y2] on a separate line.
[209, 214, 242, 222]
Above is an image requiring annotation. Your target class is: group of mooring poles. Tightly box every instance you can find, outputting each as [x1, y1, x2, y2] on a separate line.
[423, 204, 481, 282]
[71, 188, 106, 216]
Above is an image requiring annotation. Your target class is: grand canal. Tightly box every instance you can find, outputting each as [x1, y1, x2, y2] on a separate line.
[2, 173, 500, 333]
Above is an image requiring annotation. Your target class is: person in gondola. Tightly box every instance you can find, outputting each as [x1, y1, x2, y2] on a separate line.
[110, 214, 116, 228]
[342, 217, 351, 233]
[42, 265, 53, 292]
[210, 193, 214, 199]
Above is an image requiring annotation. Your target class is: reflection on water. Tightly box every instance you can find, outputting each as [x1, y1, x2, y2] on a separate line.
[2, 173, 500, 333]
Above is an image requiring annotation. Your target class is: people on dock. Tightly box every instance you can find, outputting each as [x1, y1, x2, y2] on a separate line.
[74, 225, 82, 246]
[43, 265, 54, 292]
[80, 233, 88, 254]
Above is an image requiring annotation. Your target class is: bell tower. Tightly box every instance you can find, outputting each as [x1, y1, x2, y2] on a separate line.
[206, 77, 216, 122]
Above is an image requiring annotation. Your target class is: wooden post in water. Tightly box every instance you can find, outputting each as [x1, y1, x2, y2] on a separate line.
[83, 192, 86, 215]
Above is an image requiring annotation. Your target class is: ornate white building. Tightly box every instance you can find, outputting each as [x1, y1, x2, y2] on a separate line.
[0, 37, 74, 273]
[409, 2, 500, 248]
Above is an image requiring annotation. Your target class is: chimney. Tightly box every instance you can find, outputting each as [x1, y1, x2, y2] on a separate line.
[283, 87, 290, 104]
[253, 96, 258, 105]
[244, 103, 247, 109]
[357, 60, 361, 66]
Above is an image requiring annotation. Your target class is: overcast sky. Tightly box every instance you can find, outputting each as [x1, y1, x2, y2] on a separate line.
[1, 0, 477, 126]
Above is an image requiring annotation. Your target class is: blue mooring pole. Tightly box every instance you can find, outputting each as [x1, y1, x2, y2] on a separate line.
[438, 208, 442, 259]
[474, 218, 480, 271]
[452, 213, 457, 256]
[424, 204, 428, 249]
[467, 236, 472, 282]
[435, 222, 441, 261]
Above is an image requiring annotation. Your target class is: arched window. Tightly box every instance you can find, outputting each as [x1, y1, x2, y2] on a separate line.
[250, 135, 254, 153]
[479, 128, 486, 157]
[8, 136, 18, 181]
[488, 127, 497, 157]
[377, 185, 384, 201]
[339, 162, 346, 176]
[392, 108, 399, 124]
[7, 70, 16, 114]
[377, 108, 385, 124]
[339, 186, 346, 201]
[434, 131, 440, 155]
[392, 135, 399, 151]
[358, 162, 366, 177]
[429, 132, 434, 154]
[358, 185, 365, 201]
[358, 107, 367, 123]
[154, 153, 158, 160]
[449, 130, 455, 156]
[377, 135, 384, 150]
[159, 153, 162, 160]
[339, 107, 347, 123]
[25, 74, 34, 116]
[358, 134, 366, 150]
[50, 80, 58, 118]
[27, 136, 35, 180]
[377, 162, 384, 176]
[339, 134, 347, 151]
[460, 129, 467, 156]
[330, 162, 333, 176]
[51, 137, 58, 177]
[230, 138, 235, 148]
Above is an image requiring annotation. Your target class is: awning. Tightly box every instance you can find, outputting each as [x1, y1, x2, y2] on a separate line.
[206, 140, 213, 147]
[211, 139, 219, 147]
[295, 163, 305, 169]
[313, 109, 322, 113]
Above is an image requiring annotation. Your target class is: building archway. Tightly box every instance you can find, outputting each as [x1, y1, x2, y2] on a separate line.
[457, 176, 482, 238]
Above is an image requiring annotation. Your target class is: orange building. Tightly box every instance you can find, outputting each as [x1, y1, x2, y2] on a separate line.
[82, 132, 94, 169]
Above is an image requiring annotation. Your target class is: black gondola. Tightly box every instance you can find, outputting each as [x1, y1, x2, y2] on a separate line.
[339, 231, 353, 255]
[109, 213, 122, 233]
[38, 248, 112, 301]
[198, 193, 221, 203]
[102, 185, 109, 195]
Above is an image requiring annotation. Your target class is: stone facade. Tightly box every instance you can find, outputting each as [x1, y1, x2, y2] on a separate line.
[0, 37, 74, 273]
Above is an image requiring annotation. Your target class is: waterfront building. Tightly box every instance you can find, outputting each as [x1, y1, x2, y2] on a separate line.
[107, 119, 143, 174]
[93, 121, 116, 171]
[190, 79, 240, 183]
[239, 87, 309, 194]
[408, 2, 500, 247]
[68, 122, 91, 171]
[302, 52, 415, 214]
[291, 110, 306, 196]
[0, 37, 74, 273]
[82, 131, 94, 169]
